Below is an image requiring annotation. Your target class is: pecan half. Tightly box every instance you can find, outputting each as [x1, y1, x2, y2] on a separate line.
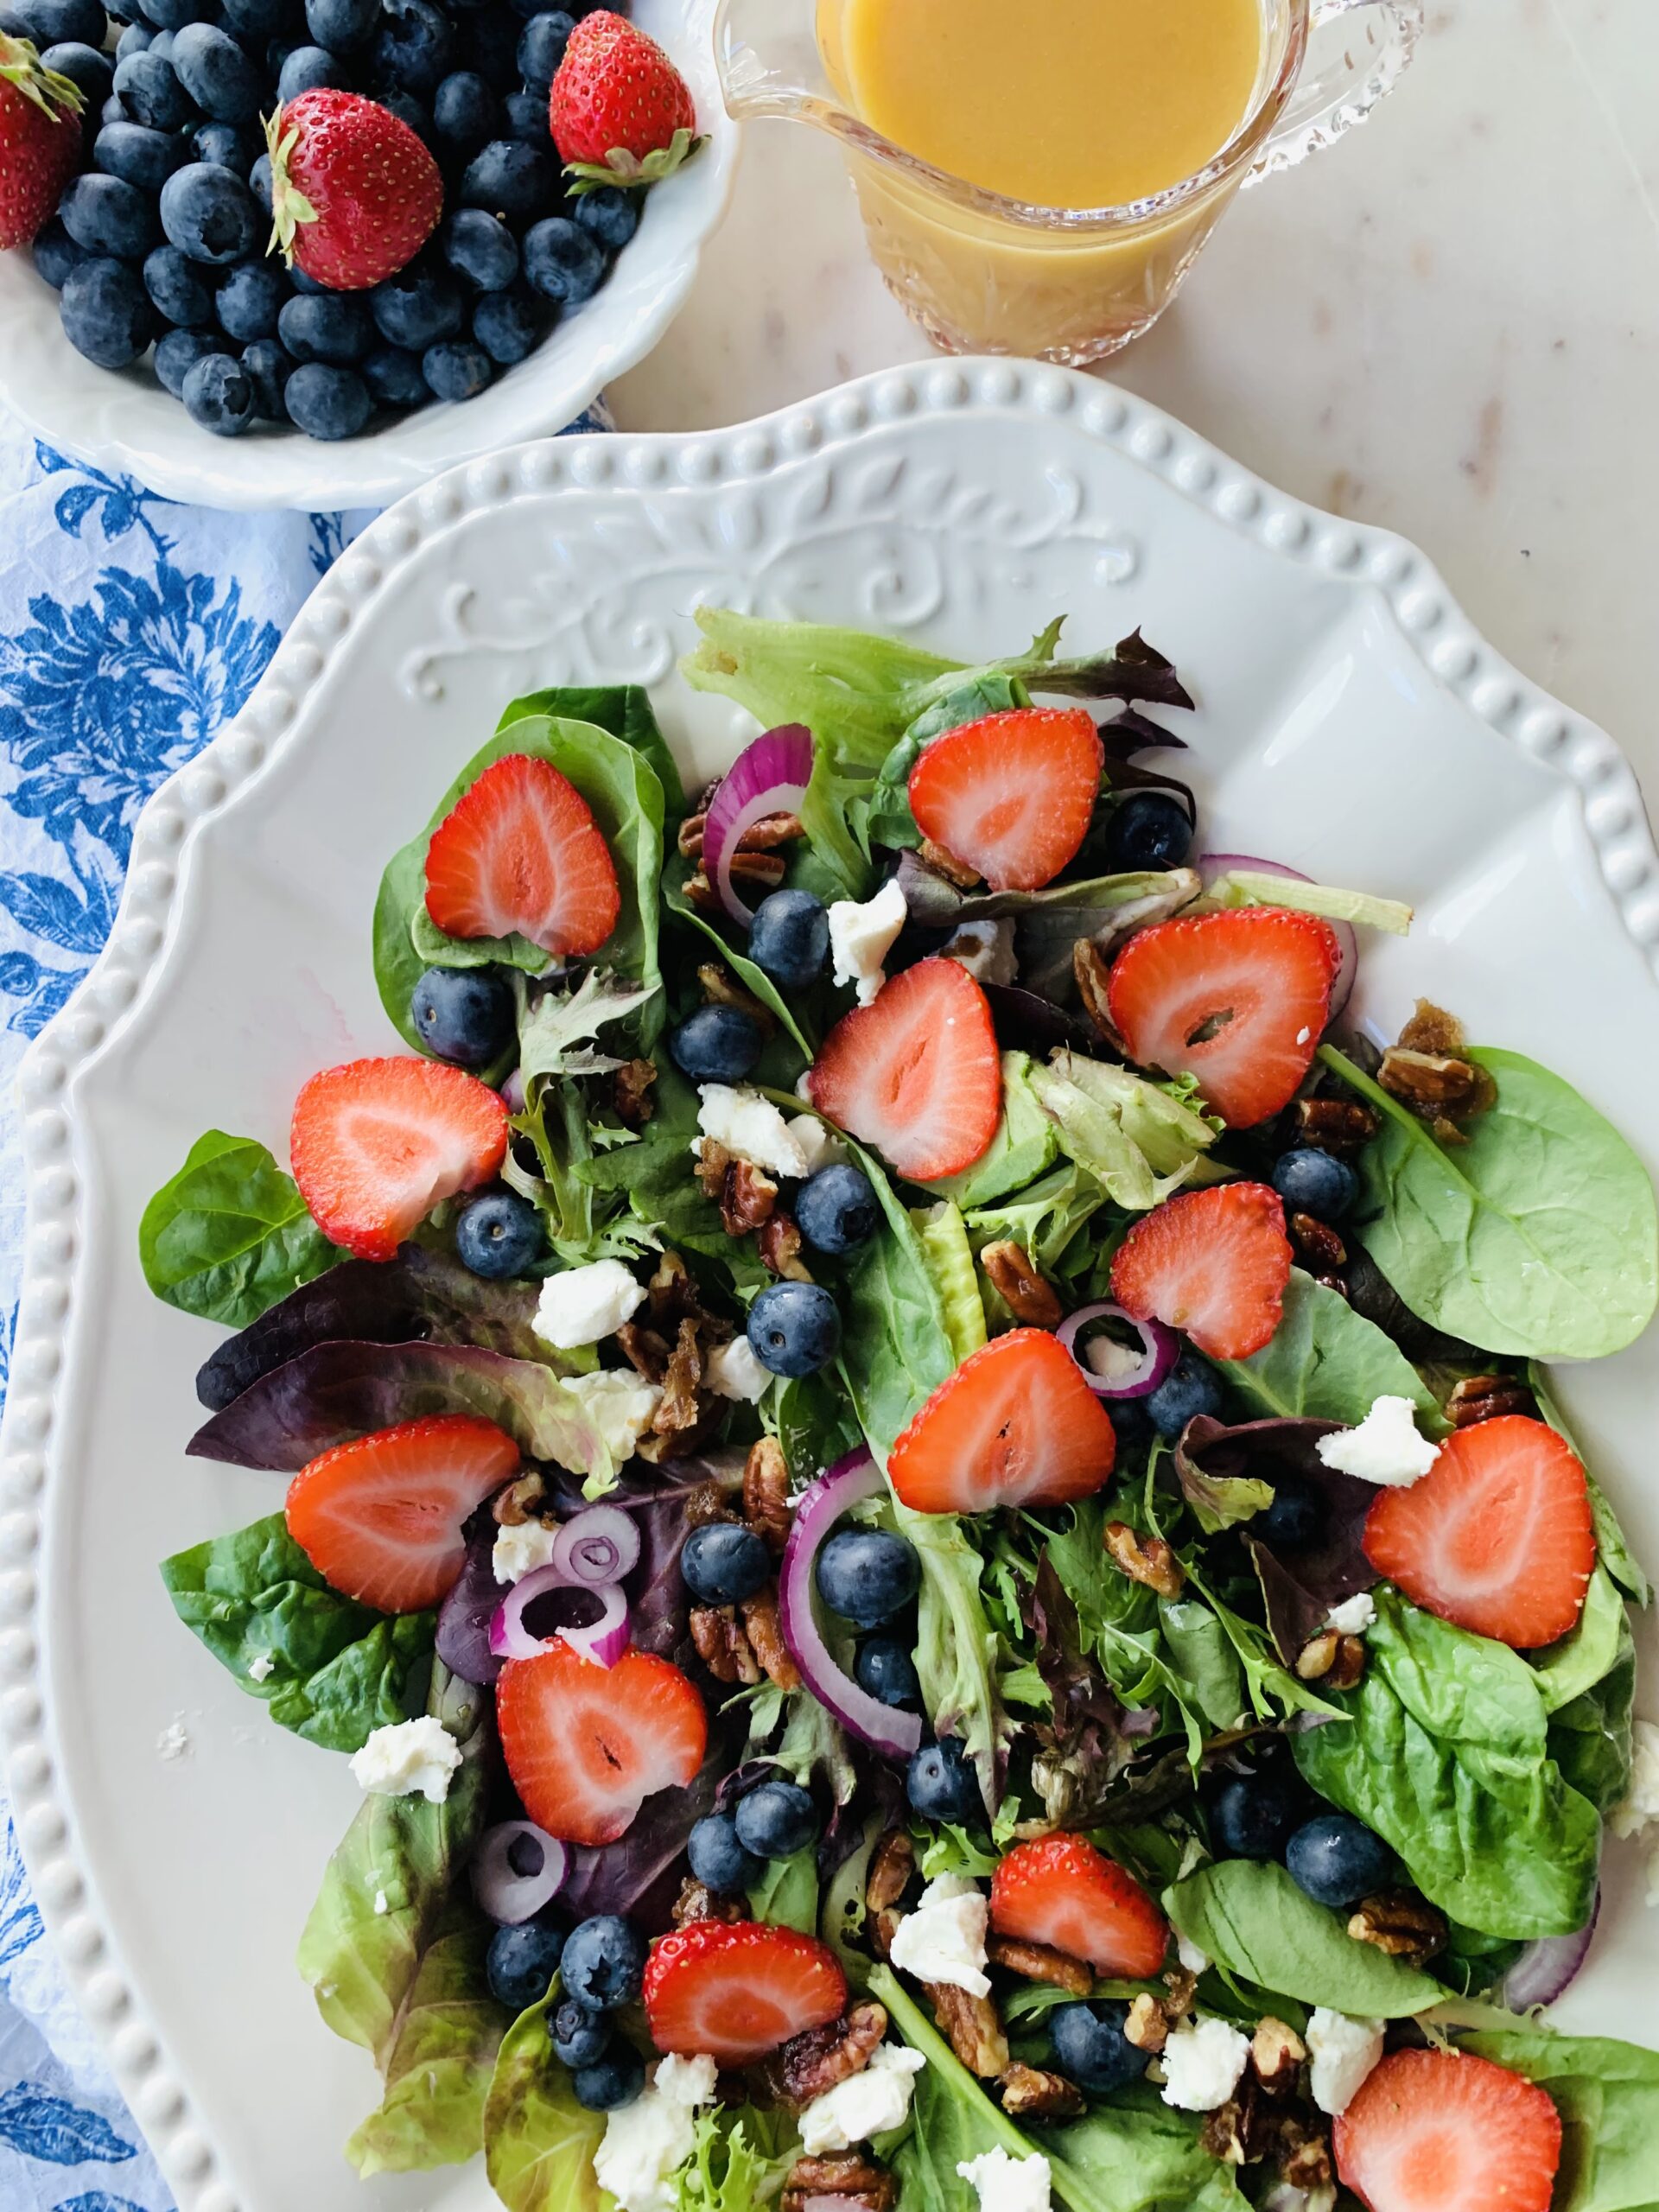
[918, 836, 982, 890]
[672, 1877, 747, 1929]
[758, 2001, 889, 2108]
[677, 810, 708, 860]
[1073, 938, 1122, 1047]
[927, 1984, 1009, 2078]
[651, 1317, 704, 1437]
[721, 1158, 779, 1237]
[1295, 1630, 1366, 1689]
[1124, 1993, 1169, 2054]
[611, 1058, 658, 1128]
[999, 2062, 1084, 2120]
[1293, 1096, 1382, 1156]
[684, 852, 787, 912]
[684, 1478, 742, 1529]
[867, 1830, 916, 1917]
[1161, 1966, 1198, 2021]
[760, 1211, 812, 1281]
[695, 1138, 733, 1202]
[782, 2153, 896, 2212]
[698, 961, 776, 1034]
[1251, 2018, 1306, 2096]
[1395, 998, 1466, 1057]
[1104, 1521, 1185, 1599]
[985, 1936, 1094, 1997]
[1378, 1045, 1497, 1135]
[1447, 1373, 1538, 1427]
[649, 1249, 718, 1333]
[980, 1240, 1064, 1329]
[741, 1585, 801, 1691]
[617, 1319, 671, 1382]
[1289, 1212, 1347, 1273]
[743, 1435, 792, 1554]
[690, 1605, 761, 1686]
[1349, 1890, 1447, 1963]
[490, 1471, 544, 1527]
[1275, 2116, 1335, 2192]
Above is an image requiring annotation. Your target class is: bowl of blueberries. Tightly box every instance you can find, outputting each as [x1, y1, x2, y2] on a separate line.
[0, 0, 732, 508]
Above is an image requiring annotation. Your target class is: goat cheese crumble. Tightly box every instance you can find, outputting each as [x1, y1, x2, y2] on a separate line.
[534, 1258, 645, 1350]
[567, 1367, 664, 1459]
[491, 1517, 561, 1587]
[705, 1334, 772, 1403]
[1325, 1592, 1378, 1636]
[1306, 2008, 1386, 2116]
[941, 918, 1018, 987]
[956, 2148, 1052, 2212]
[349, 1716, 461, 1804]
[593, 2053, 718, 2212]
[828, 877, 907, 1005]
[1315, 1395, 1440, 1486]
[695, 1085, 812, 1179]
[1160, 2015, 1251, 2111]
[887, 1873, 991, 1996]
[799, 2042, 925, 2152]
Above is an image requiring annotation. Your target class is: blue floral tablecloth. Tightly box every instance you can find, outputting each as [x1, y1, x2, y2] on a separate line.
[0, 402, 606, 2211]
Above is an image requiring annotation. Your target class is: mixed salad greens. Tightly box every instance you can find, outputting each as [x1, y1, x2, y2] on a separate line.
[141, 607, 1659, 2212]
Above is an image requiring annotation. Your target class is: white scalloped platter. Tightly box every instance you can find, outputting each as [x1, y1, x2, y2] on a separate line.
[7, 362, 1659, 2211]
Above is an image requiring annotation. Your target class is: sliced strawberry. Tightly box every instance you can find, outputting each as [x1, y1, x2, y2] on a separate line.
[643, 1920, 848, 2066]
[423, 753, 620, 957]
[887, 1328, 1116, 1515]
[497, 1641, 708, 1847]
[1363, 1415, 1595, 1649]
[290, 1056, 508, 1262]
[907, 707, 1103, 892]
[1109, 1183, 1291, 1361]
[1334, 2047, 1562, 2212]
[1107, 906, 1341, 1128]
[805, 957, 1000, 1180]
[285, 1413, 519, 1612]
[990, 1834, 1168, 1979]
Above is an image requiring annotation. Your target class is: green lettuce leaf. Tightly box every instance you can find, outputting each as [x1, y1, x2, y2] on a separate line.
[345, 1897, 505, 2176]
[499, 682, 685, 819]
[484, 1980, 605, 2212]
[1163, 1859, 1443, 2017]
[677, 2107, 801, 2212]
[1548, 1605, 1637, 1815]
[837, 1141, 957, 1459]
[911, 1199, 988, 1363]
[1529, 1362, 1650, 1606]
[925, 1052, 1060, 1211]
[1027, 1052, 1216, 1211]
[1207, 868, 1412, 934]
[1218, 1268, 1446, 1431]
[747, 1847, 819, 1935]
[1459, 2032, 1659, 2212]
[139, 1130, 339, 1327]
[864, 673, 1029, 853]
[964, 1160, 1108, 1277]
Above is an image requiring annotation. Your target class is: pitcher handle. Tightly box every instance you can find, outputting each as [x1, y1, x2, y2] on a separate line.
[1244, 0, 1423, 185]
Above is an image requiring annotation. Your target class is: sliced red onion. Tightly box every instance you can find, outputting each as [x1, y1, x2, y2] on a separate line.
[702, 724, 816, 925]
[490, 1566, 632, 1669]
[1198, 852, 1358, 1020]
[550, 1504, 641, 1588]
[779, 1446, 924, 1763]
[473, 1820, 569, 1924]
[560, 1583, 631, 1667]
[1058, 1303, 1180, 1400]
[501, 1067, 526, 1114]
[1494, 1890, 1600, 2012]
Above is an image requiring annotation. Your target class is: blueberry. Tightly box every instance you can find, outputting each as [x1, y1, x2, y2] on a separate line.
[114, 17, 150, 54]
[248, 150, 272, 212]
[747, 1281, 841, 1378]
[423, 336, 493, 400]
[137, 0, 212, 28]
[181, 348, 256, 434]
[1049, 2000, 1149, 2094]
[573, 184, 639, 251]
[279, 289, 373, 363]
[60, 173, 160, 260]
[171, 22, 262, 120]
[459, 5, 519, 92]
[523, 214, 605, 305]
[456, 1191, 545, 1278]
[193, 119, 258, 172]
[472, 280, 543, 362]
[111, 49, 192, 130]
[1271, 1147, 1358, 1223]
[371, 259, 464, 347]
[365, 0, 452, 97]
[1285, 1813, 1397, 1910]
[144, 25, 168, 54]
[60, 255, 152, 366]
[241, 335, 291, 419]
[572, 2047, 645, 2112]
[19, 0, 105, 44]
[160, 163, 260, 264]
[94, 118, 186, 195]
[1255, 1474, 1324, 1552]
[31, 216, 83, 289]
[215, 258, 284, 340]
[41, 40, 113, 104]
[687, 1813, 761, 1897]
[283, 359, 372, 437]
[855, 1636, 922, 1711]
[304, 0, 375, 51]
[502, 85, 548, 142]
[442, 207, 518, 290]
[485, 1918, 565, 2011]
[1144, 1348, 1224, 1441]
[153, 323, 218, 395]
[560, 1915, 645, 2012]
[668, 1003, 760, 1084]
[1102, 791, 1193, 872]
[679, 1521, 769, 1608]
[219, 0, 287, 37]
[459, 138, 557, 226]
[1208, 1764, 1306, 1860]
[796, 1166, 878, 1256]
[734, 1780, 818, 1861]
[550, 1996, 610, 2068]
[747, 887, 829, 990]
[362, 342, 428, 408]
[276, 42, 345, 99]
[433, 67, 499, 156]
[515, 9, 572, 89]
[906, 1736, 982, 1825]
[816, 1529, 919, 1630]
[378, 87, 435, 148]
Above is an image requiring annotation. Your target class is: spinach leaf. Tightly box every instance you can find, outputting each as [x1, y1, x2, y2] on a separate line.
[1459, 2032, 1659, 2212]
[160, 1513, 433, 1752]
[837, 1141, 957, 1459]
[484, 1980, 605, 2212]
[1529, 1362, 1650, 1605]
[864, 674, 1028, 853]
[925, 1052, 1060, 1210]
[663, 852, 816, 1060]
[747, 1847, 819, 1935]
[1218, 1268, 1446, 1431]
[1035, 2093, 1254, 2212]
[345, 1897, 505, 2176]
[1548, 1606, 1636, 1815]
[772, 1370, 864, 1484]
[873, 1966, 1040, 2212]
[1163, 1860, 1443, 2017]
[1323, 1043, 1659, 1359]
[1531, 1566, 1628, 1714]
[1293, 1590, 1600, 1939]
[499, 682, 685, 819]
[1155, 1600, 1245, 1731]
[139, 1130, 339, 1328]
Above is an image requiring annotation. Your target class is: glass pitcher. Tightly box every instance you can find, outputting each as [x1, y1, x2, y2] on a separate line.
[713, 0, 1421, 365]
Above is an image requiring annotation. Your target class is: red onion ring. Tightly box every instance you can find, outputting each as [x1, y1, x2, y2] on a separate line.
[702, 724, 816, 925]
[558, 1585, 630, 1667]
[1493, 1889, 1600, 2012]
[1198, 852, 1358, 1020]
[1057, 1303, 1180, 1400]
[472, 1820, 569, 1924]
[550, 1504, 641, 1588]
[490, 1567, 631, 1669]
[779, 1447, 924, 1763]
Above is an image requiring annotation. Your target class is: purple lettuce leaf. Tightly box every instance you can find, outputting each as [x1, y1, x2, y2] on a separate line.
[436, 1520, 504, 1688]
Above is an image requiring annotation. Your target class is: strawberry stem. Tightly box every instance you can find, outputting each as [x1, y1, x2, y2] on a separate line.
[0, 30, 86, 121]
[263, 104, 318, 266]
[563, 125, 702, 197]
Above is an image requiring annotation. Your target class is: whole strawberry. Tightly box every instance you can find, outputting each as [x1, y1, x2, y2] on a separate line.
[549, 10, 702, 194]
[265, 90, 442, 292]
[0, 34, 83, 252]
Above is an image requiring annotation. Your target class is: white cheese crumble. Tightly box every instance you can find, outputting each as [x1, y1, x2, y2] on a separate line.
[1176, 1931, 1211, 1976]
[799, 2042, 926, 2152]
[706, 1334, 772, 1404]
[567, 1367, 664, 1462]
[696, 1084, 812, 1179]
[349, 1715, 461, 1804]
[1085, 1332, 1149, 1386]
[789, 1112, 849, 1178]
[1306, 2007, 1386, 2116]
[887, 1872, 990, 1997]
[1315, 1395, 1440, 1487]
[1160, 2014, 1251, 2111]
[956, 2147, 1052, 2212]
[1325, 1592, 1378, 1636]
[941, 918, 1018, 988]
[247, 1653, 275, 1682]
[1613, 1719, 1659, 1904]
[534, 1258, 645, 1350]
[829, 876, 907, 1005]
[372, 1889, 389, 1916]
[492, 1517, 562, 1587]
[593, 2052, 719, 2212]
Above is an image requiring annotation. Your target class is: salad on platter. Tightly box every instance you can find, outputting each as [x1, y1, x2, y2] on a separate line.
[141, 604, 1659, 2212]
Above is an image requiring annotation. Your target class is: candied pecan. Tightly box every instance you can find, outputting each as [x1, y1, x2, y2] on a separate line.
[760, 1211, 812, 1281]
[980, 1240, 1064, 1328]
[490, 1471, 544, 1527]
[985, 1936, 1094, 1997]
[672, 1877, 747, 1929]
[1293, 1096, 1381, 1156]
[611, 1058, 658, 1128]
[870, 1907, 902, 1964]
[743, 1435, 792, 1554]
[1289, 1212, 1347, 1273]
[741, 1586, 800, 1691]
[758, 2002, 889, 2108]
[744, 810, 807, 850]
[678, 810, 708, 859]
[650, 1319, 705, 1436]
[1124, 1993, 1169, 2054]
[927, 1984, 1009, 2077]
[1104, 1521, 1186, 1599]
[1073, 938, 1122, 1046]
[617, 1319, 671, 1382]
[867, 1830, 916, 1916]
[1295, 1630, 1366, 1689]
[684, 1478, 741, 1529]
[684, 853, 786, 912]
[782, 2152, 896, 2212]
[1275, 2117, 1335, 2192]
[999, 2062, 1084, 2120]
[720, 1157, 779, 1238]
[648, 1249, 696, 1325]
[1378, 1046, 1497, 1132]
[698, 961, 776, 1034]
[918, 836, 982, 890]
[1349, 1890, 1447, 1963]
[1251, 2018, 1306, 2096]
[1161, 1966, 1198, 2020]
[695, 1138, 734, 1201]
[690, 1605, 761, 1686]
[1447, 1373, 1538, 1427]
[1395, 998, 1466, 1057]
[1202, 2079, 1277, 2167]
[1313, 1273, 1351, 1300]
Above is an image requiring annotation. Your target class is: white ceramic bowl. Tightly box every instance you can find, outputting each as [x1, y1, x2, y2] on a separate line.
[0, 0, 734, 512]
[6, 363, 1657, 2209]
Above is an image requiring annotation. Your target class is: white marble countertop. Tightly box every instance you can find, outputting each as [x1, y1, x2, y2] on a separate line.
[613, 0, 1659, 807]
